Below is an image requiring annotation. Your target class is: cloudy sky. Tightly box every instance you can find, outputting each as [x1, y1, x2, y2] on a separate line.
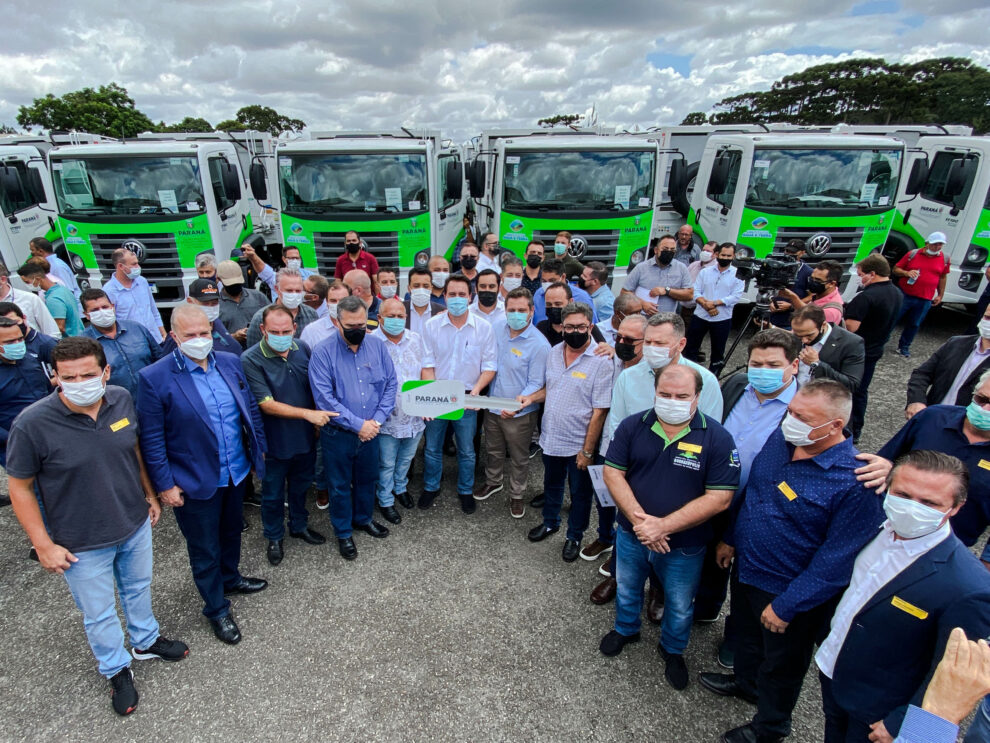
[1, 0, 987, 142]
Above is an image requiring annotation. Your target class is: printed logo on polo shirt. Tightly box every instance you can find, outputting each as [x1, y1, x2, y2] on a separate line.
[729, 449, 741, 468]
[673, 448, 701, 471]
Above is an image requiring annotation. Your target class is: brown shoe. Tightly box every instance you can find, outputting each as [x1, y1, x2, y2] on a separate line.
[509, 498, 525, 519]
[590, 576, 617, 605]
[579, 539, 614, 562]
[315, 489, 329, 510]
[474, 482, 504, 501]
[647, 585, 664, 624]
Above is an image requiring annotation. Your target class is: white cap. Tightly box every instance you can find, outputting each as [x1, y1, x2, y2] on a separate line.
[926, 231, 947, 245]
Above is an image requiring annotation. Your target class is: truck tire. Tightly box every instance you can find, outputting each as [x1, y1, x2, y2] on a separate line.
[882, 231, 916, 270]
[671, 161, 699, 218]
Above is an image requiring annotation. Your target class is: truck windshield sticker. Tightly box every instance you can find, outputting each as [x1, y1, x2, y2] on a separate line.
[158, 190, 178, 212]
[638, 197, 651, 207]
[506, 156, 520, 164]
[385, 187, 402, 211]
[614, 185, 631, 209]
[860, 183, 878, 203]
[408, 200, 421, 210]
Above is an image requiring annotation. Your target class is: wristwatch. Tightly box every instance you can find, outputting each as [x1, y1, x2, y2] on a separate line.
[664, 286, 670, 295]
[581, 450, 593, 458]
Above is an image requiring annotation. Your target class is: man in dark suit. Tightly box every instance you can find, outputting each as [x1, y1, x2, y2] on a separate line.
[905, 304, 990, 419]
[137, 305, 268, 646]
[791, 305, 865, 393]
[816, 450, 990, 742]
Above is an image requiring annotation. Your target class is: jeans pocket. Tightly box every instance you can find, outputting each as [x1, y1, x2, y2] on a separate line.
[676, 544, 706, 558]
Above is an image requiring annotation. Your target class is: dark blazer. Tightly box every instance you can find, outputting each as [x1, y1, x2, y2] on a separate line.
[811, 324, 865, 393]
[720, 371, 749, 423]
[830, 534, 990, 734]
[907, 334, 990, 407]
[402, 298, 446, 330]
[136, 350, 266, 499]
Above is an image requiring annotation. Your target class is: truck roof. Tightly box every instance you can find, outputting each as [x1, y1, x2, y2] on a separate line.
[49, 142, 231, 157]
[712, 133, 906, 149]
[496, 135, 659, 151]
[916, 135, 990, 150]
[277, 138, 432, 154]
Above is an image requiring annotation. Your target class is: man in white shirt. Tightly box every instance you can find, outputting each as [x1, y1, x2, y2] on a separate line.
[300, 281, 348, 350]
[498, 256, 524, 300]
[683, 242, 744, 374]
[470, 270, 505, 328]
[404, 266, 446, 336]
[0, 263, 61, 338]
[477, 232, 502, 274]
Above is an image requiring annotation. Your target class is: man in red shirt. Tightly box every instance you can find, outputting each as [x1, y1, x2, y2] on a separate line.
[333, 231, 380, 281]
[892, 231, 950, 358]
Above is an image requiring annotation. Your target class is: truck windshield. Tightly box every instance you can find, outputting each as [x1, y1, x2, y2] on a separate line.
[51, 156, 205, 216]
[745, 148, 902, 209]
[503, 150, 655, 211]
[280, 153, 429, 213]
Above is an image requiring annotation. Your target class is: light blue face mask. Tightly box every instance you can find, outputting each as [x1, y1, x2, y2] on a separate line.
[1, 340, 27, 361]
[126, 267, 142, 280]
[266, 333, 293, 353]
[966, 401, 990, 431]
[382, 317, 405, 336]
[447, 296, 469, 316]
[506, 311, 529, 331]
[748, 366, 785, 394]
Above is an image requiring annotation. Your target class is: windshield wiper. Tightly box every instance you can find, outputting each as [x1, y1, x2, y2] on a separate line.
[65, 205, 111, 215]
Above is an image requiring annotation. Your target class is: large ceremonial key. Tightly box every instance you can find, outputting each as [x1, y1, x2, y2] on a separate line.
[400, 380, 522, 420]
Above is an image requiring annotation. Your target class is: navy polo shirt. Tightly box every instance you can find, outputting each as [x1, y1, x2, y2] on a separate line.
[878, 404, 990, 547]
[605, 409, 740, 547]
[241, 338, 315, 460]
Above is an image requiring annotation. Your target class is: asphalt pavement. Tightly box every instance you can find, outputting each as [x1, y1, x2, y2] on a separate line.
[0, 305, 984, 742]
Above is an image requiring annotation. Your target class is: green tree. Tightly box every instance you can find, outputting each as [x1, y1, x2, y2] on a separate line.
[216, 105, 305, 136]
[680, 111, 708, 125]
[157, 116, 214, 133]
[538, 113, 582, 128]
[17, 83, 154, 137]
[0, 124, 18, 135]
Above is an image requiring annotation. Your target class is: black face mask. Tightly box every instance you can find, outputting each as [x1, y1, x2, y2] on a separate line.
[717, 257, 733, 268]
[343, 326, 366, 346]
[526, 255, 543, 269]
[657, 251, 674, 266]
[345, 243, 361, 255]
[477, 290, 498, 308]
[225, 284, 243, 297]
[546, 306, 563, 325]
[807, 279, 826, 295]
[460, 256, 478, 270]
[577, 277, 588, 290]
[563, 331, 588, 350]
[615, 341, 638, 361]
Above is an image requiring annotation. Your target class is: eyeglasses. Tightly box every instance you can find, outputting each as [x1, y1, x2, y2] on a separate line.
[561, 324, 590, 333]
[615, 334, 643, 344]
[974, 393, 990, 408]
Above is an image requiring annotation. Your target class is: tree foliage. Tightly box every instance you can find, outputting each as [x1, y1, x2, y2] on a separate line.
[157, 116, 214, 133]
[17, 83, 155, 138]
[538, 113, 582, 128]
[680, 111, 709, 125]
[216, 105, 305, 135]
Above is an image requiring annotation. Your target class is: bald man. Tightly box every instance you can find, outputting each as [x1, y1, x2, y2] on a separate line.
[343, 269, 381, 328]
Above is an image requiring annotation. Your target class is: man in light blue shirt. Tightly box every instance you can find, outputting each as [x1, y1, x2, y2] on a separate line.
[29, 237, 82, 308]
[620, 235, 694, 317]
[532, 259, 599, 324]
[684, 242, 744, 373]
[580, 262, 615, 321]
[103, 248, 165, 341]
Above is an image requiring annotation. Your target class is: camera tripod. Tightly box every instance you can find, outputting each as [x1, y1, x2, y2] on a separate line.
[716, 289, 778, 381]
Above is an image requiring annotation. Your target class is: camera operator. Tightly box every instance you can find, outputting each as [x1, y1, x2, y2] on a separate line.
[768, 239, 813, 329]
[779, 259, 845, 326]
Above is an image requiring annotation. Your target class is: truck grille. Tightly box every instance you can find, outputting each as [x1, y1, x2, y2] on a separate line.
[773, 226, 865, 290]
[532, 228, 620, 264]
[312, 231, 400, 275]
[90, 233, 184, 302]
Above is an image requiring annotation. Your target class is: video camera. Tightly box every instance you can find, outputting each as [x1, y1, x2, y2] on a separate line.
[732, 254, 801, 292]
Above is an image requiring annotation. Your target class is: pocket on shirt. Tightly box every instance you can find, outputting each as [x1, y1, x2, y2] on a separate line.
[463, 344, 482, 369]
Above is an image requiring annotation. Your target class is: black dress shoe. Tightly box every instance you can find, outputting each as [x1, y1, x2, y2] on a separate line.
[210, 615, 241, 645]
[418, 490, 440, 510]
[599, 629, 640, 657]
[659, 646, 689, 690]
[289, 527, 326, 545]
[698, 672, 758, 705]
[338, 537, 357, 560]
[223, 577, 268, 596]
[459, 494, 476, 514]
[241, 517, 249, 533]
[355, 520, 389, 538]
[562, 539, 581, 562]
[379, 505, 402, 524]
[720, 723, 781, 743]
[529, 493, 545, 508]
[266, 540, 283, 566]
[527, 523, 559, 542]
[395, 491, 414, 509]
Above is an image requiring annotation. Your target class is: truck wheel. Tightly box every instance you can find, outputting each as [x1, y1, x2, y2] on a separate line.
[882, 231, 916, 270]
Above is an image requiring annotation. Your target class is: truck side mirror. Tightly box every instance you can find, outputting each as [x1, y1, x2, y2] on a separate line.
[669, 159, 685, 197]
[0, 166, 25, 206]
[945, 157, 975, 198]
[904, 158, 928, 196]
[467, 160, 486, 199]
[444, 160, 463, 202]
[249, 162, 267, 201]
[25, 168, 47, 205]
[706, 154, 731, 199]
[221, 161, 242, 202]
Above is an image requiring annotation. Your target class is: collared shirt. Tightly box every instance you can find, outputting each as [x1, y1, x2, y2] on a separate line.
[491, 321, 551, 417]
[300, 314, 337, 349]
[477, 252, 501, 274]
[334, 250, 380, 280]
[606, 409, 739, 544]
[729, 431, 885, 622]
[843, 280, 903, 358]
[942, 339, 990, 405]
[469, 296, 506, 329]
[45, 253, 82, 304]
[622, 259, 693, 313]
[0, 284, 60, 338]
[812, 287, 845, 325]
[540, 342, 613, 457]
[674, 244, 701, 265]
[596, 319, 619, 346]
[816, 520, 951, 678]
[533, 283, 601, 324]
[43, 283, 84, 336]
[372, 328, 427, 439]
[241, 338, 315, 460]
[682, 259, 716, 308]
[797, 323, 832, 385]
[0, 347, 54, 464]
[315, 301, 329, 320]
[422, 311, 497, 389]
[308, 331, 396, 433]
[693, 264, 744, 322]
[183, 353, 251, 488]
[246, 302, 318, 348]
[82, 320, 164, 398]
[723, 380, 797, 489]
[521, 270, 542, 295]
[589, 285, 615, 320]
[103, 274, 164, 340]
[408, 302, 437, 337]
[160, 318, 243, 358]
[219, 286, 269, 335]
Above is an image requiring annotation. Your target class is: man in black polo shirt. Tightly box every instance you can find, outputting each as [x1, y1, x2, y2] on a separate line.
[242, 306, 337, 566]
[843, 254, 903, 441]
[599, 363, 739, 691]
[6, 337, 188, 716]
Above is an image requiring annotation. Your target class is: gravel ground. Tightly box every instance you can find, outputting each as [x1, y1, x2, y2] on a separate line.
[0, 306, 983, 742]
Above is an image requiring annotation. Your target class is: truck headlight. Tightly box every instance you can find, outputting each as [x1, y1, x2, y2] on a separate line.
[415, 250, 430, 267]
[965, 246, 988, 266]
[70, 253, 85, 272]
[628, 249, 645, 268]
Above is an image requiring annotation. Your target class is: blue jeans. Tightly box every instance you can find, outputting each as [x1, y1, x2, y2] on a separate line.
[614, 526, 706, 654]
[314, 445, 328, 490]
[377, 432, 422, 506]
[895, 294, 932, 352]
[261, 450, 315, 540]
[321, 426, 379, 539]
[424, 411, 477, 495]
[62, 519, 159, 678]
[542, 453, 594, 542]
[965, 696, 990, 742]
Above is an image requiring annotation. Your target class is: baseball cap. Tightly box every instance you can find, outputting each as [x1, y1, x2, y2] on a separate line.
[188, 278, 220, 300]
[216, 260, 245, 286]
[926, 231, 947, 245]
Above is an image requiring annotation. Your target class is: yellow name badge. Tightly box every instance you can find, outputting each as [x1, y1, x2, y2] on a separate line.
[677, 442, 702, 454]
[511, 347, 523, 357]
[571, 371, 587, 379]
[891, 596, 929, 620]
[110, 418, 130, 432]
[778, 481, 798, 501]
[979, 459, 990, 471]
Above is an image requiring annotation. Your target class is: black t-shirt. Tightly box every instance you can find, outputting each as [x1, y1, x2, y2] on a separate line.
[843, 281, 904, 359]
[536, 320, 606, 347]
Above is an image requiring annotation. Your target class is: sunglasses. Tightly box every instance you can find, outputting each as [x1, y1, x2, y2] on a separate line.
[974, 393, 990, 407]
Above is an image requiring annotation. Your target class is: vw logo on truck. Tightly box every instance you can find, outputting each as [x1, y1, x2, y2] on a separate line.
[120, 238, 147, 262]
[807, 232, 832, 257]
[569, 234, 589, 259]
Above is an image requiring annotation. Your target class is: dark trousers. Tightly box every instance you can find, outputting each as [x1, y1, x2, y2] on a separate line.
[172, 477, 246, 620]
[684, 316, 732, 372]
[850, 355, 880, 440]
[693, 513, 735, 637]
[733, 581, 836, 739]
[820, 672, 875, 742]
[895, 294, 932, 352]
[542, 453, 593, 542]
[261, 449, 315, 541]
[321, 426, 379, 539]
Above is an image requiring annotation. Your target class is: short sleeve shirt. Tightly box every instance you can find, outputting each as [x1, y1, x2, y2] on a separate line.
[622, 260, 692, 313]
[539, 343, 613, 456]
[241, 339, 315, 460]
[843, 281, 903, 358]
[896, 250, 950, 300]
[605, 409, 739, 546]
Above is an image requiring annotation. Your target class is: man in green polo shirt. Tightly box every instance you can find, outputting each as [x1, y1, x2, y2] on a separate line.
[599, 363, 740, 691]
[17, 257, 84, 336]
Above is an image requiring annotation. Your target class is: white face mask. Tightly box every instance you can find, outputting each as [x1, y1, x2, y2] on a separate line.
[978, 318, 990, 339]
[410, 288, 432, 307]
[699, 250, 713, 263]
[654, 396, 694, 425]
[780, 412, 831, 447]
[541, 281, 554, 292]
[180, 336, 213, 360]
[883, 492, 950, 539]
[88, 308, 116, 328]
[431, 271, 449, 289]
[126, 266, 142, 280]
[502, 276, 522, 292]
[285, 259, 302, 271]
[201, 304, 220, 323]
[59, 374, 107, 407]
[643, 346, 672, 370]
[280, 291, 304, 309]
[327, 302, 339, 319]
[379, 285, 398, 299]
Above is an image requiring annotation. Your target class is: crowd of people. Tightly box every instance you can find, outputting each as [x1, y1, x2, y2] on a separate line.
[2, 227, 990, 742]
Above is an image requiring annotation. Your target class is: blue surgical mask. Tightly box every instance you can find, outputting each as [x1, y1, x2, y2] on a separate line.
[266, 333, 293, 353]
[506, 311, 529, 331]
[966, 402, 990, 431]
[1, 340, 27, 360]
[447, 296, 469, 316]
[126, 267, 142, 279]
[382, 317, 405, 336]
[748, 367, 785, 394]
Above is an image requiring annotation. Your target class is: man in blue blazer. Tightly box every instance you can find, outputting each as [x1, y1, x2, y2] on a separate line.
[137, 305, 268, 645]
[815, 450, 990, 743]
